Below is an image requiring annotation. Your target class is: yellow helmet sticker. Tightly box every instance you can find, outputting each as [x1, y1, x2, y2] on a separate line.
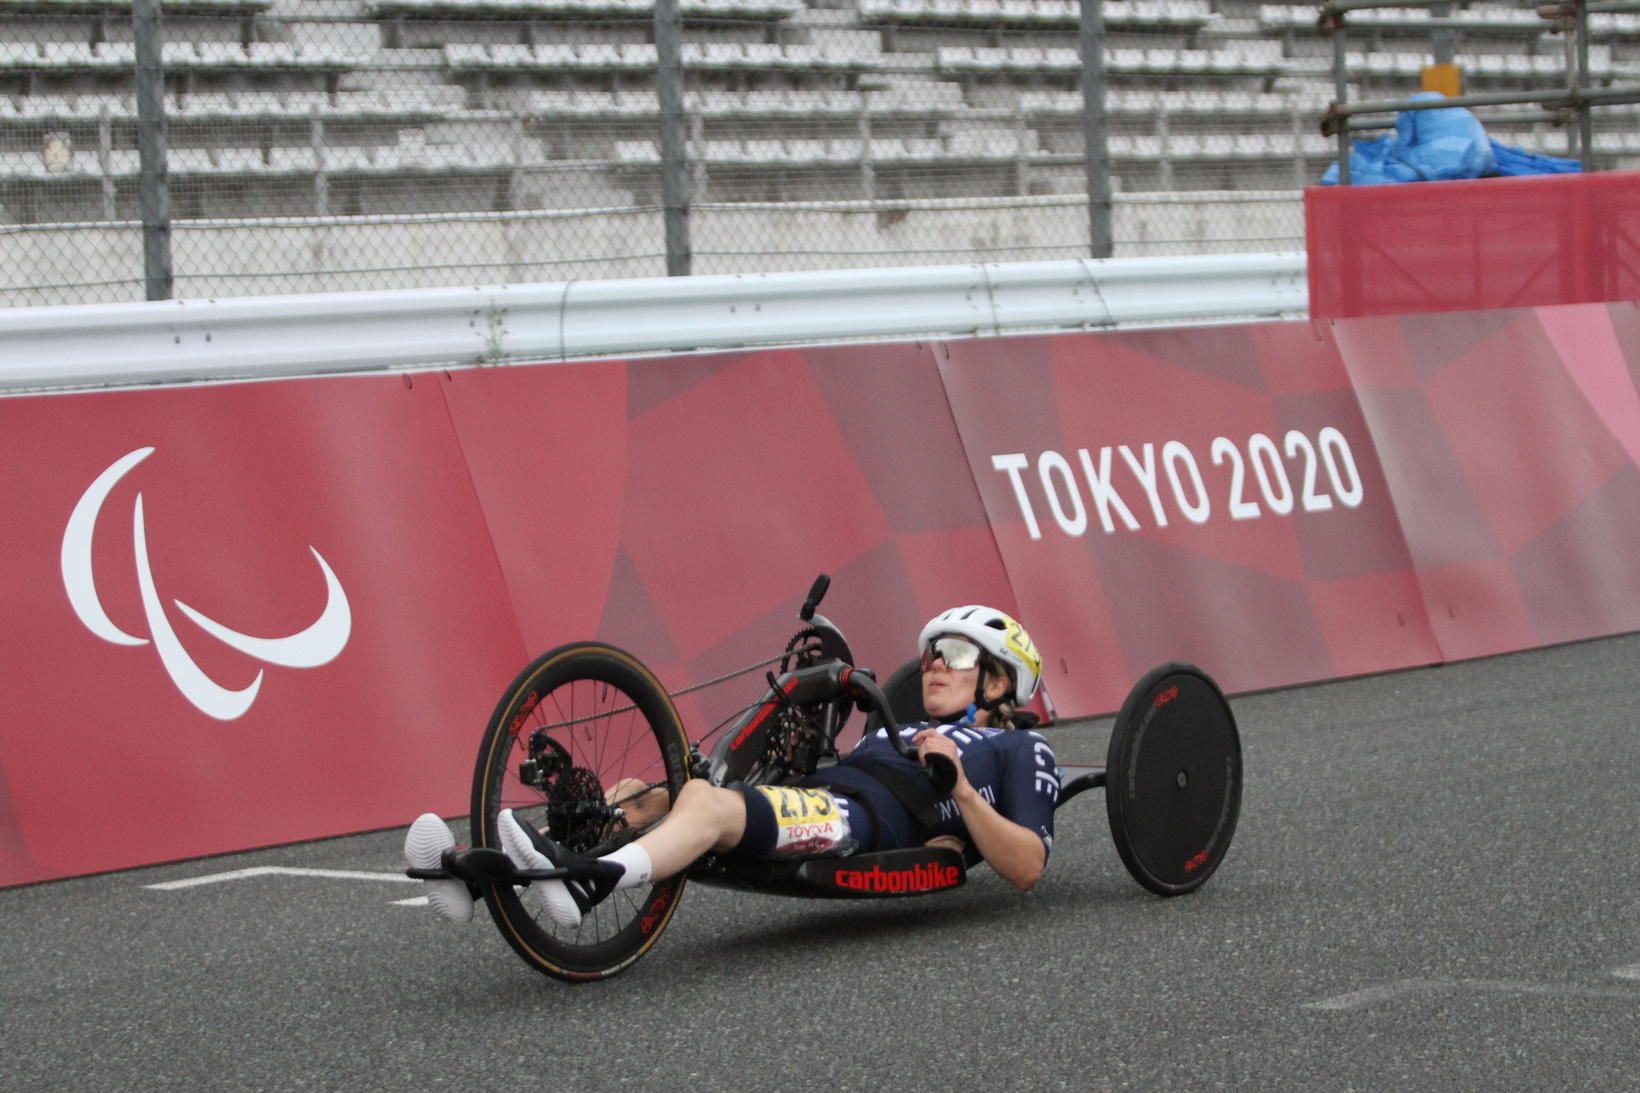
[1002, 618, 1041, 677]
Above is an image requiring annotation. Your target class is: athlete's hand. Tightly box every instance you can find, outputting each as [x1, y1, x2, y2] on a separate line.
[913, 729, 968, 792]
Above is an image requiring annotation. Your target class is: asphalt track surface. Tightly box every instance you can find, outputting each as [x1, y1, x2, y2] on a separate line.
[4, 633, 1638, 1093]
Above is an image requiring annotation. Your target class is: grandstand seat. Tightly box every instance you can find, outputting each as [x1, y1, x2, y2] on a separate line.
[270, 147, 318, 173]
[1029, 89, 1088, 115]
[707, 88, 863, 116]
[1112, 135, 1159, 159]
[316, 146, 366, 172]
[1, 152, 45, 181]
[432, 143, 516, 170]
[699, 42, 741, 67]
[899, 137, 944, 160]
[17, 94, 72, 120]
[168, 148, 216, 175]
[1291, 133, 1324, 157]
[173, 92, 233, 117]
[859, 0, 1208, 30]
[0, 0, 262, 9]
[529, 89, 616, 116]
[1256, 5, 1297, 31]
[2, 42, 131, 70]
[826, 138, 863, 161]
[782, 139, 828, 164]
[1147, 48, 1184, 73]
[947, 131, 1016, 159]
[372, 0, 797, 14]
[614, 140, 660, 164]
[447, 43, 556, 69]
[707, 140, 743, 163]
[1199, 133, 1233, 159]
[0, 43, 41, 69]
[213, 147, 268, 174]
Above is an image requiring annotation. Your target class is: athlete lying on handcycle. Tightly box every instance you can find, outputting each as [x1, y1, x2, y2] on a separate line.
[406, 604, 1058, 929]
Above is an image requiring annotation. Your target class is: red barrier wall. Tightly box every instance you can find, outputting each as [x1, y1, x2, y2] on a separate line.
[4, 304, 1639, 886]
[1307, 171, 1640, 319]
[1333, 303, 1640, 659]
[940, 323, 1441, 713]
[0, 377, 529, 884]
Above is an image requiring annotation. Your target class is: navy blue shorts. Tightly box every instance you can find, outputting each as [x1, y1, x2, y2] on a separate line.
[732, 769, 917, 859]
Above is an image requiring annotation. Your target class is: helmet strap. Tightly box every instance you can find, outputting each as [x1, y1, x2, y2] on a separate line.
[972, 668, 1009, 713]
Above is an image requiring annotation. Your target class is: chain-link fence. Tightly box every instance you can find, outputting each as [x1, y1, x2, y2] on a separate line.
[3, 0, 1637, 306]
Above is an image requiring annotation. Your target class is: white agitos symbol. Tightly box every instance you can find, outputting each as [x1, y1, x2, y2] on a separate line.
[61, 447, 352, 721]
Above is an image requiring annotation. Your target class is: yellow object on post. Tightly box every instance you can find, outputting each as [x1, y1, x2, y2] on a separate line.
[1422, 63, 1463, 97]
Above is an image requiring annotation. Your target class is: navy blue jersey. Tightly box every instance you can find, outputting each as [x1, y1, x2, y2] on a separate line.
[828, 722, 1060, 857]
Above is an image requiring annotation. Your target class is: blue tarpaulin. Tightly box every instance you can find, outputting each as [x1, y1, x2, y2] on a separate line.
[1321, 91, 1582, 184]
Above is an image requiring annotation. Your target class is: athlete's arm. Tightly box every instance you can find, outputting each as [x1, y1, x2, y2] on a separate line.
[950, 780, 1046, 891]
[914, 731, 1046, 892]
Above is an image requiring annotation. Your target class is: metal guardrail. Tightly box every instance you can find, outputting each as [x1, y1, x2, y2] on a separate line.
[0, 252, 1308, 393]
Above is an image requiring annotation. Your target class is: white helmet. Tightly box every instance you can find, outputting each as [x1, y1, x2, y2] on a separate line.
[917, 605, 1043, 705]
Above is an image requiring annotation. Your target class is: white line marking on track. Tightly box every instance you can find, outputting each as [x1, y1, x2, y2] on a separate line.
[1306, 978, 1640, 1011]
[143, 866, 419, 891]
[394, 896, 431, 907]
[1306, 980, 1427, 1011]
[1614, 964, 1640, 981]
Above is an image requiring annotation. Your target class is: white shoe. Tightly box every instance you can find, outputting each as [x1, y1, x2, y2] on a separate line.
[498, 808, 583, 930]
[403, 813, 474, 924]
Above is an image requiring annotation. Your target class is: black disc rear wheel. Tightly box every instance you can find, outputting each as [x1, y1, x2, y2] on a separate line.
[1105, 663, 1242, 897]
[471, 642, 691, 981]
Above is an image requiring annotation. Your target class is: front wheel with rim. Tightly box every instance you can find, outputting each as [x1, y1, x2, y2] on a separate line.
[1105, 662, 1242, 897]
[471, 642, 692, 981]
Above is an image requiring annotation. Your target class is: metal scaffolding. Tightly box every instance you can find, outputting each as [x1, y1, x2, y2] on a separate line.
[1320, 0, 1640, 183]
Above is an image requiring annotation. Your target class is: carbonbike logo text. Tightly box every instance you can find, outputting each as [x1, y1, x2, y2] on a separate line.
[61, 447, 352, 722]
[834, 862, 961, 893]
[991, 427, 1364, 540]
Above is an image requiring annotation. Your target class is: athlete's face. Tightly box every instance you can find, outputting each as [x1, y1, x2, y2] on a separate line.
[920, 636, 1008, 721]
[921, 656, 979, 720]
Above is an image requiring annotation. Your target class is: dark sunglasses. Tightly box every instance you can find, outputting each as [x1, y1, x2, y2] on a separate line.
[920, 635, 983, 673]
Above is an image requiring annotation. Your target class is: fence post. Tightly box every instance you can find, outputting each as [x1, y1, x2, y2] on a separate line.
[654, 0, 692, 276]
[132, 0, 173, 300]
[1576, 0, 1593, 168]
[1431, 4, 1454, 65]
[1079, 0, 1113, 259]
[1333, 18, 1350, 185]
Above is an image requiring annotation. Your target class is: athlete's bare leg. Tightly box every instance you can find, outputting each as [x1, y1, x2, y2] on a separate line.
[606, 778, 671, 828]
[620, 779, 747, 878]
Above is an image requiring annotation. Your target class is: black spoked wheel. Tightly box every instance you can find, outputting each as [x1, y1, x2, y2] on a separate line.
[1106, 663, 1242, 897]
[471, 642, 691, 981]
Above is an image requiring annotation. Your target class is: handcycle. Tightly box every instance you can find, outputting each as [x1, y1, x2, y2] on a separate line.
[407, 575, 1243, 982]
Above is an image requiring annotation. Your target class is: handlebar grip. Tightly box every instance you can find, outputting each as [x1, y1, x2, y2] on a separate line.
[800, 573, 830, 621]
[924, 752, 959, 795]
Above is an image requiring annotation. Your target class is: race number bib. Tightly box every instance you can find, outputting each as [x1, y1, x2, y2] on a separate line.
[753, 786, 855, 858]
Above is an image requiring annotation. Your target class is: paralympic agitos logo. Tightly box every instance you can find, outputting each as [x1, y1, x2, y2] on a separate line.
[60, 447, 352, 721]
